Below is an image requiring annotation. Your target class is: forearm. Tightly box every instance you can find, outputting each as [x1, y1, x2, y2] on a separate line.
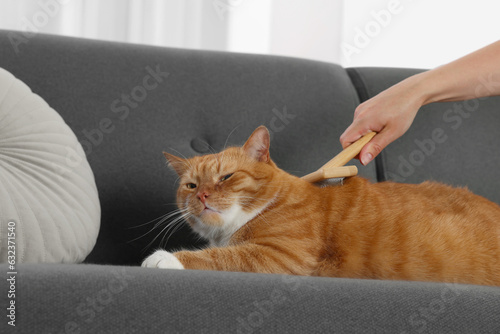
[410, 40, 500, 105]
[340, 40, 500, 164]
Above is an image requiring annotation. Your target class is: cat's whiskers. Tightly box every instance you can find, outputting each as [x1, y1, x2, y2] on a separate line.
[169, 148, 190, 161]
[172, 175, 181, 187]
[226, 193, 278, 229]
[206, 143, 218, 155]
[152, 208, 189, 230]
[255, 211, 273, 229]
[218, 196, 270, 210]
[169, 147, 196, 172]
[219, 124, 241, 169]
[128, 208, 189, 245]
[143, 211, 192, 253]
[223, 124, 241, 151]
[159, 213, 192, 248]
[127, 212, 171, 229]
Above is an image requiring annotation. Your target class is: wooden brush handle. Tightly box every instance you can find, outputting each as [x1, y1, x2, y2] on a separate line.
[322, 132, 376, 169]
[301, 132, 376, 183]
[301, 166, 358, 183]
[323, 165, 358, 179]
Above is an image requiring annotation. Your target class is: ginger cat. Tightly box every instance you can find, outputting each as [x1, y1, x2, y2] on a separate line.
[142, 126, 500, 286]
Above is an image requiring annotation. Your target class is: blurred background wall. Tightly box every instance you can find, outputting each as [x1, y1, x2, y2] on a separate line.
[1, 0, 499, 68]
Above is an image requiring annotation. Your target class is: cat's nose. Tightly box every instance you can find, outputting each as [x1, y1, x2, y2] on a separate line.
[197, 191, 209, 204]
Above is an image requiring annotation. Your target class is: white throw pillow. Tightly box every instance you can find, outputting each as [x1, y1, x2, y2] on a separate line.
[0, 68, 100, 263]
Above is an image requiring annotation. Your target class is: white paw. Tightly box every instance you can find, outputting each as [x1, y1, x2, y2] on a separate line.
[141, 250, 184, 269]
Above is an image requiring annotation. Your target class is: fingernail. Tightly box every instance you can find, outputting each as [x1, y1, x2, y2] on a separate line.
[361, 153, 373, 165]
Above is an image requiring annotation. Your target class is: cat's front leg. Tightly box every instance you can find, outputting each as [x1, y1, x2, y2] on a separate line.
[145, 244, 314, 275]
[142, 250, 184, 269]
[142, 248, 223, 271]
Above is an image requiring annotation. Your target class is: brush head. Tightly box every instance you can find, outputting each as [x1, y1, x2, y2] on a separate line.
[314, 178, 344, 188]
[302, 165, 358, 183]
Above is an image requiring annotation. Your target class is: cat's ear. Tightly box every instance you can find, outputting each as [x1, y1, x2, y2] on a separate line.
[243, 126, 271, 163]
[163, 152, 188, 175]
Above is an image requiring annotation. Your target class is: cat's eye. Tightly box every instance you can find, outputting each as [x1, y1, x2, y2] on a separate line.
[186, 183, 197, 189]
[220, 173, 233, 182]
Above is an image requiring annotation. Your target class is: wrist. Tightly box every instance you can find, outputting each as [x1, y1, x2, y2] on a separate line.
[404, 70, 437, 106]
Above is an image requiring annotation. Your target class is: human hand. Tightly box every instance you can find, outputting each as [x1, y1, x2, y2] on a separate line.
[340, 78, 424, 165]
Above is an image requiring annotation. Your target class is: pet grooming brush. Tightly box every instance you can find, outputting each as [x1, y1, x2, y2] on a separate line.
[301, 132, 376, 183]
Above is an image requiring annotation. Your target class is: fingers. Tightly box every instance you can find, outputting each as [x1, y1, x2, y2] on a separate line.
[339, 122, 371, 149]
[340, 128, 378, 165]
[341, 121, 398, 165]
[340, 75, 423, 165]
[358, 129, 393, 165]
[340, 101, 412, 165]
[340, 120, 377, 164]
[340, 101, 381, 149]
[339, 128, 361, 149]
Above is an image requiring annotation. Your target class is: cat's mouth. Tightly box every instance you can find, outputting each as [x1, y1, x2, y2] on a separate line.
[201, 204, 220, 214]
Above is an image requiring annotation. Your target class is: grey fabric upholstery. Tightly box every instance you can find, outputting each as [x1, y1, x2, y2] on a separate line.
[0, 30, 499, 333]
[3, 263, 500, 334]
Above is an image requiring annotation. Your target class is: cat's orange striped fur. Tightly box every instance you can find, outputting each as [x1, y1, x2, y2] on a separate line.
[142, 126, 500, 286]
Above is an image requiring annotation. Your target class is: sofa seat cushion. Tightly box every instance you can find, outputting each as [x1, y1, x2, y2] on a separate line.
[8, 263, 500, 333]
[0, 68, 100, 263]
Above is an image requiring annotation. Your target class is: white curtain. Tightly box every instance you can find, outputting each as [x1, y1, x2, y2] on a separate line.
[0, 0, 229, 50]
[2, 0, 500, 68]
[0, 0, 345, 64]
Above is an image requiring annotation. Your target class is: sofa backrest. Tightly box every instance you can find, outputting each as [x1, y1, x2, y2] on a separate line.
[0, 31, 376, 265]
[1, 31, 498, 265]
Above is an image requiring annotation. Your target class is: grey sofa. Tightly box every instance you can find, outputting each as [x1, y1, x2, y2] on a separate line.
[1, 30, 499, 333]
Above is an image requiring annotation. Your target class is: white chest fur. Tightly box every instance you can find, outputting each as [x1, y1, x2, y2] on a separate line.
[192, 203, 265, 247]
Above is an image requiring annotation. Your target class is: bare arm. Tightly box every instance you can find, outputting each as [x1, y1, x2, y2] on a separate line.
[340, 40, 500, 165]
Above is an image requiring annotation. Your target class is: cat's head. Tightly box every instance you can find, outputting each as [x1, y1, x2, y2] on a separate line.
[164, 126, 280, 244]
